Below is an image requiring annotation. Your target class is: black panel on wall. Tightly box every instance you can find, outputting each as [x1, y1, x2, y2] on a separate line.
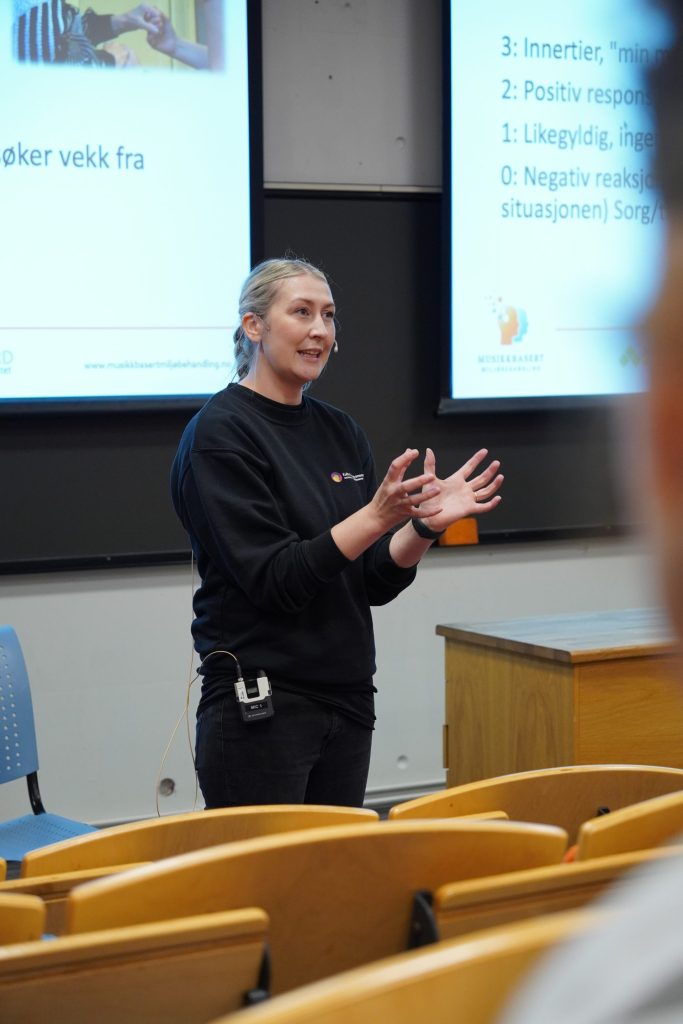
[0, 191, 627, 574]
[0, 409, 191, 572]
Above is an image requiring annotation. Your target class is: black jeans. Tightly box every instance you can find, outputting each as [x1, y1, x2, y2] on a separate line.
[195, 688, 373, 809]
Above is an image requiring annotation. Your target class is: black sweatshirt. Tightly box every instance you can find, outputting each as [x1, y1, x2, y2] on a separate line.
[171, 384, 416, 725]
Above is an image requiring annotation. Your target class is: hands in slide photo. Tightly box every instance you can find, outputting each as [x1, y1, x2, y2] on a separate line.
[110, 4, 164, 36]
[115, 5, 210, 69]
[144, 9, 210, 70]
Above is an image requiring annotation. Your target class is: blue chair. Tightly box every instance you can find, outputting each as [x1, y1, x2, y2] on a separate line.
[0, 625, 96, 865]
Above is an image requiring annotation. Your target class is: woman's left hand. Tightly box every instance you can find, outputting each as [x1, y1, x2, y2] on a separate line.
[415, 448, 503, 531]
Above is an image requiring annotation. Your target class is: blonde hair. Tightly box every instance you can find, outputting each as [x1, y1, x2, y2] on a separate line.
[233, 257, 330, 380]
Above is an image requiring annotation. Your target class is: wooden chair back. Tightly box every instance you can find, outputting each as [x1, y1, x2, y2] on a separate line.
[0, 865, 147, 936]
[0, 893, 46, 945]
[388, 764, 683, 841]
[65, 820, 568, 994]
[21, 804, 378, 877]
[432, 844, 681, 940]
[207, 910, 599, 1024]
[0, 908, 269, 1024]
[576, 788, 683, 859]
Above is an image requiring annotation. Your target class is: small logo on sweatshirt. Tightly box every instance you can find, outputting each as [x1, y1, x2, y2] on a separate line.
[330, 471, 364, 483]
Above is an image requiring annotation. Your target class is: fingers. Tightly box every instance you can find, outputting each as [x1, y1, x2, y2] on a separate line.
[458, 448, 490, 478]
[468, 458, 501, 487]
[470, 467, 503, 499]
[399, 475, 440, 504]
[472, 473, 504, 511]
[423, 446, 436, 477]
[409, 486, 441, 511]
[138, 4, 162, 32]
[380, 449, 442, 522]
[472, 493, 503, 513]
[386, 448, 421, 482]
[449, 451, 501, 491]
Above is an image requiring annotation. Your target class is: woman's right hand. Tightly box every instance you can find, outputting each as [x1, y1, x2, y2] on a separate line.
[331, 449, 440, 562]
[368, 448, 442, 532]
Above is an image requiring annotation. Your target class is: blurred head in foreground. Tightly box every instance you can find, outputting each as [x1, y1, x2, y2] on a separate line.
[646, 0, 683, 636]
[493, 7, 683, 1023]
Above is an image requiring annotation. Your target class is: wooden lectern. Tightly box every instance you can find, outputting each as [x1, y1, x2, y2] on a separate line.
[437, 608, 683, 786]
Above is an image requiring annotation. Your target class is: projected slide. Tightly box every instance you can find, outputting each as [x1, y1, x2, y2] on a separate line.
[0, 1, 252, 406]
[448, 0, 670, 404]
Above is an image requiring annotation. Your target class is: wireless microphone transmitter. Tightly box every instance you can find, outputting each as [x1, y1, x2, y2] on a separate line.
[234, 670, 274, 722]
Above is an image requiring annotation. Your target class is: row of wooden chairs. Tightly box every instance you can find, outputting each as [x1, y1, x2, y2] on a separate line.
[2, 770, 682, 937]
[17, 762, 683, 881]
[5, 802, 683, 946]
[3, 789, 679, 948]
[216, 908, 608, 1024]
[64, 819, 569, 989]
[0, 816, 569, 1022]
[1, 764, 682, 1021]
[0, 905, 271, 1023]
[1, 805, 379, 936]
[214, 765, 683, 1023]
[388, 762, 683, 842]
[2, 764, 682, 940]
[4, 763, 681, 884]
[0, 841, 675, 1023]
[0, 896, 609, 1024]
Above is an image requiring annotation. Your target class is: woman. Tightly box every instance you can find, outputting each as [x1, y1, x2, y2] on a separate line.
[171, 257, 503, 808]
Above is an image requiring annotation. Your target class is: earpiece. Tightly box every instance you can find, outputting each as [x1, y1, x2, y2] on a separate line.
[333, 341, 339, 353]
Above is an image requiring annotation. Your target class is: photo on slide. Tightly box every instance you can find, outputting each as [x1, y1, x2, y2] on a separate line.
[12, 1, 224, 71]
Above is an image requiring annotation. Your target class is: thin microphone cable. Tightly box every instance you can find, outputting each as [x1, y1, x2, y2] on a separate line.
[154, 552, 201, 816]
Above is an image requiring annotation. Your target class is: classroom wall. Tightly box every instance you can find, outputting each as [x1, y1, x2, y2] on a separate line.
[0, 536, 661, 824]
[0, 0, 667, 824]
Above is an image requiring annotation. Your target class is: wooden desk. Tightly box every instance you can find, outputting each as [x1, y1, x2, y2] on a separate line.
[437, 608, 683, 786]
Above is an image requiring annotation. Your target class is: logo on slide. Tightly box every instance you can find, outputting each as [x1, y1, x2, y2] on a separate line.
[490, 298, 528, 345]
[620, 345, 642, 367]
